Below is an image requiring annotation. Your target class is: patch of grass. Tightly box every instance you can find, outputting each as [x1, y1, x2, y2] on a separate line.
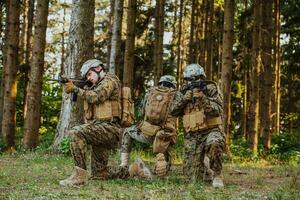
[0, 150, 299, 199]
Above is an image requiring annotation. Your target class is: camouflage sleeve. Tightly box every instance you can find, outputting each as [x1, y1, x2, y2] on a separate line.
[201, 83, 223, 116]
[77, 78, 116, 104]
[138, 91, 149, 117]
[170, 91, 185, 117]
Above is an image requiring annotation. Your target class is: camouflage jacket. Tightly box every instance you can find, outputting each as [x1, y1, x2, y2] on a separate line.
[77, 72, 121, 104]
[171, 81, 223, 118]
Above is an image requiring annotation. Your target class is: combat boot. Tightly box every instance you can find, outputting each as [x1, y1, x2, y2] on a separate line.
[129, 158, 152, 179]
[154, 153, 168, 177]
[203, 155, 214, 182]
[90, 167, 111, 180]
[59, 166, 87, 186]
[212, 175, 224, 188]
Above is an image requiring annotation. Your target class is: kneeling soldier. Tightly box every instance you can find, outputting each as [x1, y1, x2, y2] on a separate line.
[171, 64, 225, 187]
[59, 59, 122, 186]
[120, 75, 181, 177]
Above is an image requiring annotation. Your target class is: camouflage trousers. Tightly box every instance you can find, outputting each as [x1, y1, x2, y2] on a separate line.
[121, 125, 172, 167]
[183, 127, 225, 182]
[67, 119, 120, 177]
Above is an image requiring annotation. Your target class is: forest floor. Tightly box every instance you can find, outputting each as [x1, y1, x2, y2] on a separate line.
[0, 150, 299, 200]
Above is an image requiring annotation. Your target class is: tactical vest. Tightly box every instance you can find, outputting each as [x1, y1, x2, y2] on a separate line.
[182, 81, 222, 132]
[84, 73, 122, 121]
[138, 86, 176, 137]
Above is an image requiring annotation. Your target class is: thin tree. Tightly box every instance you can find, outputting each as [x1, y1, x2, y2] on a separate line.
[106, 0, 114, 67]
[23, 0, 50, 149]
[273, 0, 280, 134]
[123, 0, 137, 88]
[204, 0, 214, 80]
[53, 0, 95, 148]
[248, 0, 262, 153]
[1, 0, 20, 150]
[176, 0, 184, 86]
[188, 0, 196, 63]
[109, 0, 124, 74]
[221, 0, 234, 150]
[153, 0, 165, 84]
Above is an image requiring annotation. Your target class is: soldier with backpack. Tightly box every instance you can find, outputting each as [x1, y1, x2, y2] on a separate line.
[59, 59, 124, 186]
[119, 75, 182, 178]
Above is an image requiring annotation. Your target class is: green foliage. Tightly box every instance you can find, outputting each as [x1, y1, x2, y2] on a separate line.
[59, 136, 71, 156]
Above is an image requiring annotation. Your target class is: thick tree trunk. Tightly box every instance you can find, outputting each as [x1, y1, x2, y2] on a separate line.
[123, 0, 136, 88]
[109, 0, 123, 74]
[153, 0, 165, 84]
[221, 0, 234, 150]
[23, 0, 49, 149]
[1, 0, 20, 150]
[248, 0, 261, 154]
[52, 0, 95, 149]
[22, 0, 35, 126]
[260, 0, 273, 151]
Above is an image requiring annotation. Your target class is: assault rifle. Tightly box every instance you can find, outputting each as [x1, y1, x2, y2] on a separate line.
[181, 77, 208, 95]
[48, 76, 92, 102]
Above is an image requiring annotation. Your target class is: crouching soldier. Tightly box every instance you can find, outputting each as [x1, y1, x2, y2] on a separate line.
[171, 64, 225, 187]
[59, 59, 122, 186]
[120, 75, 181, 177]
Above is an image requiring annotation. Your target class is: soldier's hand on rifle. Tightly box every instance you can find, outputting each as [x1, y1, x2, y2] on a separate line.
[64, 81, 76, 94]
[183, 90, 193, 102]
[192, 88, 204, 99]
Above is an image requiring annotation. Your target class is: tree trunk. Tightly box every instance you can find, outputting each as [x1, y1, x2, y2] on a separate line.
[106, 0, 114, 68]
[176, 0, 184, 86]
[1, 0, 20, 150]
[188, 0, 196, 63]
[260, 0, 273, 151]
[123, 0, 137, 88]
[109, 0, 124, 74]
[0, 1, 6, 138]
[153, 0, 165, 84]
[52, 0, 95, 149]
[60, 1, 67, 73]
[22, 0, 35, 126]
[23, 0, 49, 149]
[204, 0, 214, 80]
[248, 0, 261, 154]
[273, 0, 280, 134]
[221, 0, 234, 151]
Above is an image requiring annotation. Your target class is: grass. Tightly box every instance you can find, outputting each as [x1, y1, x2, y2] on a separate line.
[0, 150, 300, 200]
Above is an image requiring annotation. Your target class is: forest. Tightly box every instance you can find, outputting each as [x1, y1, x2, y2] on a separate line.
[0, 0, 299, 199]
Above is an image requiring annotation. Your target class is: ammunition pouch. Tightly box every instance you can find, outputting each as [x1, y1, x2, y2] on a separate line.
[183, 109, 222, 132]
[138, 120, 161, 137]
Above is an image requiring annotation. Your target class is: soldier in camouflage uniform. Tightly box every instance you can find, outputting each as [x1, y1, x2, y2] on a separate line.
[120, 75, 181, 177]
[171, 64, 225, 187]
[59, 59, 122, 186]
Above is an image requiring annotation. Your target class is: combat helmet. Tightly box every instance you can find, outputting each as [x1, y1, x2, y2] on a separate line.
[183, 63, 206, 79]
[158, 75, 177, 88]
[80, 59, 103, 77]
